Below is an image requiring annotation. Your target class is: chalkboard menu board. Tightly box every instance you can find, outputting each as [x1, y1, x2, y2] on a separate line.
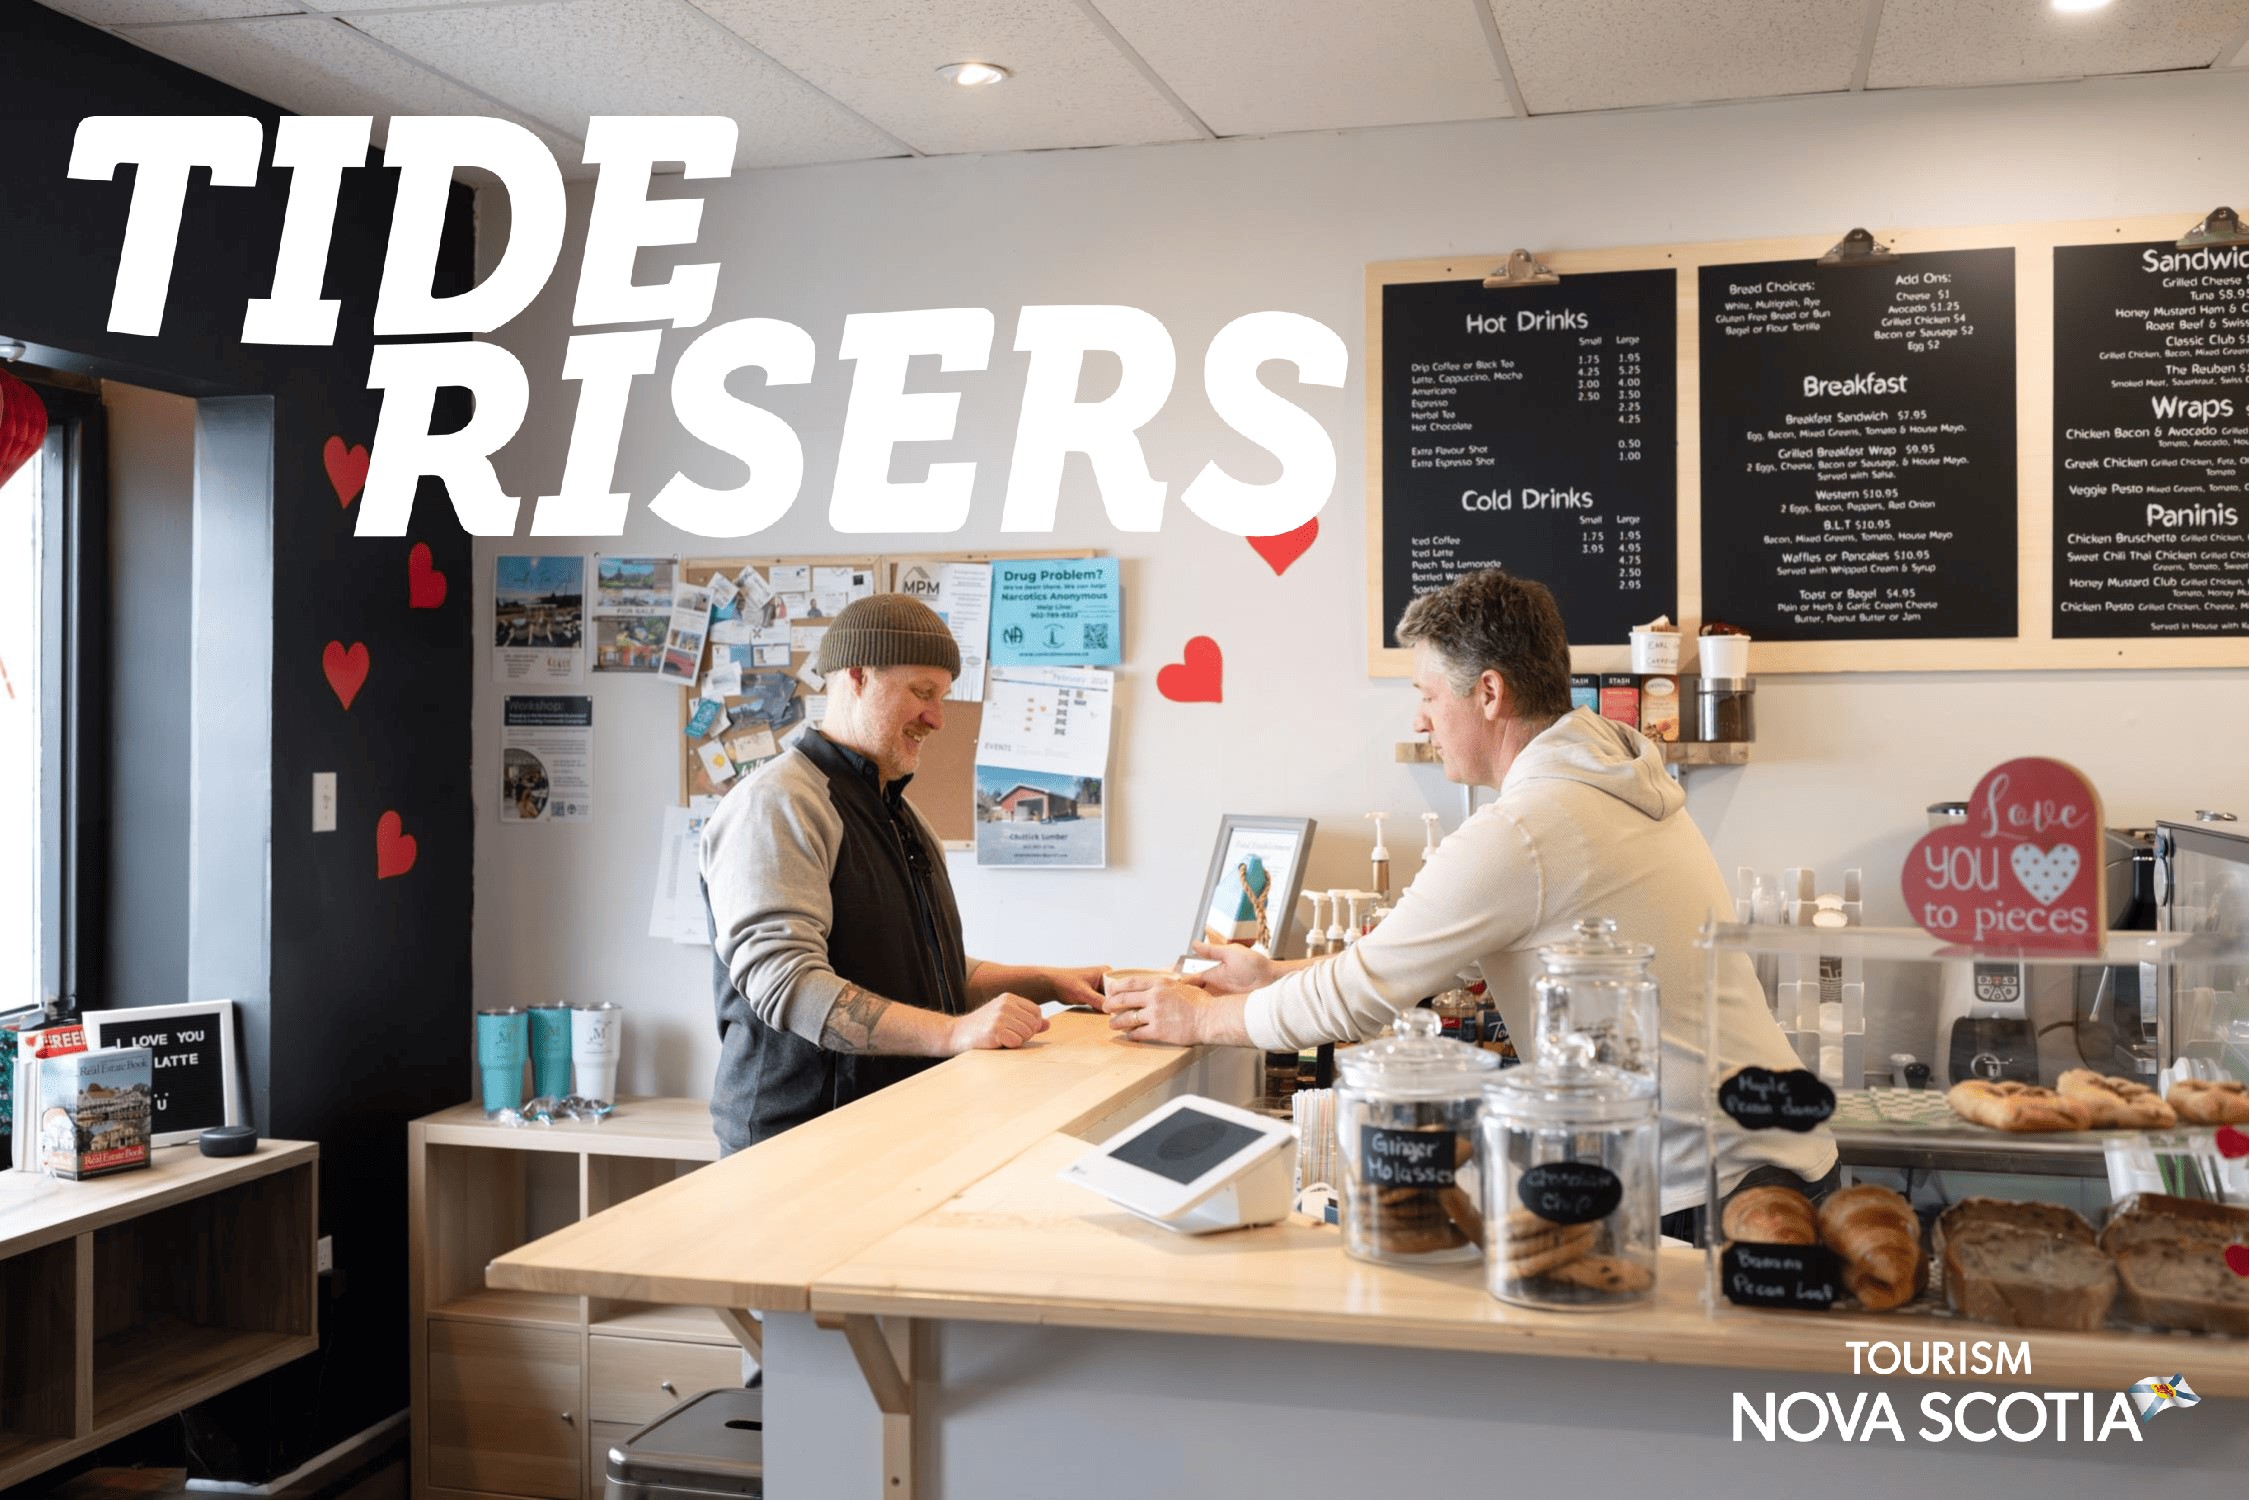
[1699, 249, 2018, 641]
[1378, 270, 1677, 646]
[2052, 241, 2249, 638]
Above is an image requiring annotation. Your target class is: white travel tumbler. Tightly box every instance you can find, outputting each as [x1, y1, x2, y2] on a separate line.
[571, 1002, 624, 1104]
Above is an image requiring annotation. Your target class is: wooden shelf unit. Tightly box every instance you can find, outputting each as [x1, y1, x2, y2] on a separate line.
[408, 1098, 735, 1500]
[0, 1142, 320, 1492]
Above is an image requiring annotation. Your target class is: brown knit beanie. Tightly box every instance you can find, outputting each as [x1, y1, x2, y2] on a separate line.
[816, 593, 962, 677]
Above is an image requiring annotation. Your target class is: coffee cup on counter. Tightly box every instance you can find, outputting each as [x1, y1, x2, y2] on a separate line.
[1101, 968, 1180, 995]
[1698, 630, 1752, 678]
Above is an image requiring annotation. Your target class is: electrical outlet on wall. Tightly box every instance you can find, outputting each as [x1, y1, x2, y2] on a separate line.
[312, 773, 337, 833]
[317, 1235, 334, 1274]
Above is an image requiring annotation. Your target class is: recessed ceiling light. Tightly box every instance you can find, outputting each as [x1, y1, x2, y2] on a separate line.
[937, 61, 1011, 87]
[2052, 0, 2112, 13]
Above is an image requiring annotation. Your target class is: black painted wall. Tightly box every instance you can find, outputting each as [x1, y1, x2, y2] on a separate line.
[2, 5, 475, 1477]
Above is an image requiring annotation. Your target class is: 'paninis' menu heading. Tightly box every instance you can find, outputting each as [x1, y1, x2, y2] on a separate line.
[66, 115, 1348, 540]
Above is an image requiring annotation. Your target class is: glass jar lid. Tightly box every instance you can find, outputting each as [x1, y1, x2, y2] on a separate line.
[1483, 1056, 1658, 1125]
[1539, 917, 1653, 972]
[1337, 1008, 1498, 1097]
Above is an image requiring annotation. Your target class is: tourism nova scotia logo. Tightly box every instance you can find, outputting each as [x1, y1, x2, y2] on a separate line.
[1731, 1341, 2206, 1444]
[2127, 1375, 2199, 1422]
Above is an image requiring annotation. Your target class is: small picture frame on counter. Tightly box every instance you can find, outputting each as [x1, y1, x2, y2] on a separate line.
[81, 999, 242, 1146]
[1192, 815, 1316, 959]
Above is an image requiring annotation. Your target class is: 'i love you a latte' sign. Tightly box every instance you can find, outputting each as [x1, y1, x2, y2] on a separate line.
[1902, 758, 2107, 953]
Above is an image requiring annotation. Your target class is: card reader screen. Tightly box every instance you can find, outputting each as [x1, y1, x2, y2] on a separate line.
[1108, 1108, 1265, 1186]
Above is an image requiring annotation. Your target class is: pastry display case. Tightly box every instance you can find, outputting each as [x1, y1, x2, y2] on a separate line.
[1701, 922, 2247, 1338]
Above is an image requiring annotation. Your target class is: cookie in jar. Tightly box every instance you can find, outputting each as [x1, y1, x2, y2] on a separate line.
[1336, 1009, 1497, 1264]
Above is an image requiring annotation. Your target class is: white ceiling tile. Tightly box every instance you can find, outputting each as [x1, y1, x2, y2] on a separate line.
[1492, 0, 1865, 114]
[1871, 0, 2248, 88]
[123, 14, 581, 157]
[346, 0, 904, 169]
[1092, 0, 1512, 136]
[686, 0, 1202, 155]
[37, 0, 304, 24]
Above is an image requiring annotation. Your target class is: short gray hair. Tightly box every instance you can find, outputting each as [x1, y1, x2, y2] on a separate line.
[1395, 569, 1573, 721]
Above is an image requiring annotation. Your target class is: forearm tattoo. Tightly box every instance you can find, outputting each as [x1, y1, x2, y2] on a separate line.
[819, 983, 893, 1053]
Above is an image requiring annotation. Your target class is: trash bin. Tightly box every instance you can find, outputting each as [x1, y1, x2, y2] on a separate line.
[603, 1387, 763, 1500]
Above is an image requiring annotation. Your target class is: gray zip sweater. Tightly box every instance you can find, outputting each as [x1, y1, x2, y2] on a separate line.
[699, 729, 982, 1147]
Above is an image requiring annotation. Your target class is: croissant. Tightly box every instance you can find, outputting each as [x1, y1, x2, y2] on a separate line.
[1817, 1184, 1926, 1312]
[1722, 1184, 1818, 1245]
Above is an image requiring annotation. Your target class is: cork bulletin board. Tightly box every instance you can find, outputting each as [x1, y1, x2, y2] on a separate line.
[1367, 212, 2247, 676]
[674, 554, 880, 802]
[675, 549, 1106, 850]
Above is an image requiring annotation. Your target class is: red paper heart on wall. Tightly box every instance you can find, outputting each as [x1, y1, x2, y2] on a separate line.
[1157, 637, 1223, 703]
[376, 811, 418, 880]
[2227, 1244, 2248, 1279]
[2216, 1124, 2248, 1160]
[322, 640, 369, 710]
[323, 435, 369, 507]
[1900, 758, 2106, 954]
[1248, 517, 1318, 576]
[407, 543, 447, 609]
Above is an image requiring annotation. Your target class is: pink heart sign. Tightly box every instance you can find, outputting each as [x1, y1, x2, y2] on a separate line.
[1902, 758, 2106, 954]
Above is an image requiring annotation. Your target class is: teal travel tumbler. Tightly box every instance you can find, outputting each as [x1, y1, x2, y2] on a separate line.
[475, 1007, 529, 1115]
[528, 1004, 574, 1098]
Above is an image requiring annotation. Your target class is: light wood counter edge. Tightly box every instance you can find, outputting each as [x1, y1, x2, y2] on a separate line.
[0, 1140, 317, 1258]
[484, 1014, 1206, 1312]
[812, 1248, 2247, 1397]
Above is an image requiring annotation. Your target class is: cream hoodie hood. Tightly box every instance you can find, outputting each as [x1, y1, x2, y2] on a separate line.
[1245, 707, 1834, 1211]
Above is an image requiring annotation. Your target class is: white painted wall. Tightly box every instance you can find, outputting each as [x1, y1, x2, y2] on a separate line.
[471, 69, 2248, 1100]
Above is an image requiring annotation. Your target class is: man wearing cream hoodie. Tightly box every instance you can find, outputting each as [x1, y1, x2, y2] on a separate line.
[1103, 569, 1835, 1231]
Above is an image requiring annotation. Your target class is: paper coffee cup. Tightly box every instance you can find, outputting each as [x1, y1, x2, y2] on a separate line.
[1101, 968, 1178, 994]
[1628, 630, 1681, 674]
[1699, 634, 1751, 677]
[571, 1002, 624, 1104]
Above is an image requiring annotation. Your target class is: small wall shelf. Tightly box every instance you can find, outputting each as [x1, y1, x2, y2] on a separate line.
[1395, 738, 1749, 766]
[0, 1142, 320, 1492]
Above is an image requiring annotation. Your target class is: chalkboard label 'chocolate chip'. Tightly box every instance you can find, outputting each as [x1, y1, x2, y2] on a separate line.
[1718, 1066, 1837, 1132]
[1515, 1161, 1622, 1224]
[1361, 1127, 1458, 1189]
[1722, 1243, 1843, 1310]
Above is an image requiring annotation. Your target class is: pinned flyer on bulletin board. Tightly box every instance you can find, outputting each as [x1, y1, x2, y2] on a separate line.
[974, 666, 1112, 868]
[989, 558, 1119, 667]
[894, 559, 992, 701]
[501, 695, 592, 823]
[493, 555, 586, 684]
[590, 554, 675, 673]
[648, 798, 719, 943]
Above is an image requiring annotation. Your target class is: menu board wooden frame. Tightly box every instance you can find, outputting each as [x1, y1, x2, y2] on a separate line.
[1367, 213, 2246, 676]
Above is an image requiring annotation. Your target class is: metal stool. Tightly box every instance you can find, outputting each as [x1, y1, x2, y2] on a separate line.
[603, 1387, 763, 1500]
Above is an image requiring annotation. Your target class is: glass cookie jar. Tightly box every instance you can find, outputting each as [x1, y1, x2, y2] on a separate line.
[1336, 1009, 1498, 1264]
[1481, 919, 1662, 1309]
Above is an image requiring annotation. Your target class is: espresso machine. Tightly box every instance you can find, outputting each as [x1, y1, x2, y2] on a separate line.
[1929, 800, 2159, 1086]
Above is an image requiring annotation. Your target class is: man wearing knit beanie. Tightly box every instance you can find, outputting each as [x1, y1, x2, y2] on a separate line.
[699, 592, 1108, 1150]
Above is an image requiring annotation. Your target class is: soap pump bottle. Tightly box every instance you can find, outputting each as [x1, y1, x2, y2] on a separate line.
[1420, 812, 1440, 869]
[1301, 891, 1329, 960]
[1365, 813, 1391, 897]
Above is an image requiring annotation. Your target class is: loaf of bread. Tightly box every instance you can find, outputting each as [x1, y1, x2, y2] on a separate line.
[1947, 1079, 2093, 1132]
[2057, 1069, 2177, 1128]
[1938, 1196, 2096, 1253]
[2112, 1239, 2248, 1337]
[1816, 1185, 1925, 1312]
[1721, 1184, 1817, 1245]
[1943, 1222, 2118, 1330]
[2099, 1193, 2247, 1255]
[2168, 1077, 2248, 1125]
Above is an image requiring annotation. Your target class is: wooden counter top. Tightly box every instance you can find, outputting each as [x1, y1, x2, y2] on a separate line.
[489, 1017, 2244, 1393]
[814, 1132, 2249, 1396]
[485, 1012, 1200, 1312]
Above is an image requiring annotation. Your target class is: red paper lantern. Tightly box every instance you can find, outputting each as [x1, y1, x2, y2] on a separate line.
[0, 365, 48, 491]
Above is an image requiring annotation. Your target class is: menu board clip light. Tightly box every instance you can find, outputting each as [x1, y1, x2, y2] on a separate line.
[1816, 226, 1897, 267]
[2175, 206, 2246, 249]
[1480, 248, 1559, 289]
